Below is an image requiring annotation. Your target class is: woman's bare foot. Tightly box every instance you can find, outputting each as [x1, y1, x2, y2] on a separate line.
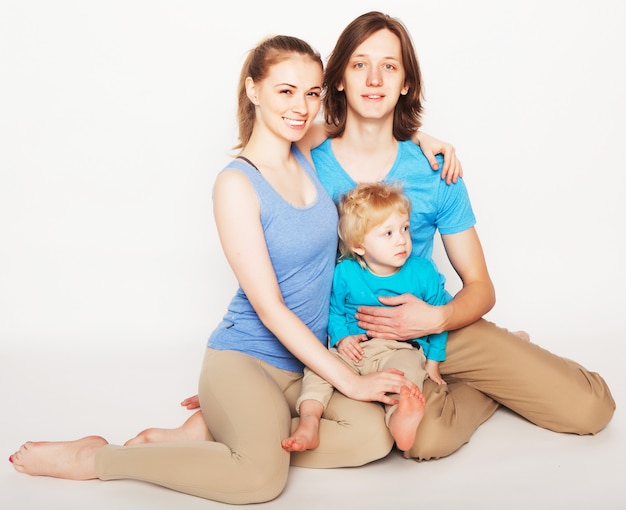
[388, 386, 426, 451]
[281, 415, 320, 452]
[9, 435, 107, 480]
[124, 410, 208, 446]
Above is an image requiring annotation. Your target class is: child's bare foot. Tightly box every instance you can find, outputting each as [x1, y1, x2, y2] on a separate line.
[388, 386, 426, 451]
[9, 435, 107, 480]
[281, 415, 320, 452]
[125, 410, 208, 445]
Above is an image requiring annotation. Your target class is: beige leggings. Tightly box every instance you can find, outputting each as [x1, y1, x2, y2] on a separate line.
[95, 348, 393, 504]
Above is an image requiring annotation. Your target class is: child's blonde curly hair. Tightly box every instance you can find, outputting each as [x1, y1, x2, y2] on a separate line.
[338, 182, 411, 268]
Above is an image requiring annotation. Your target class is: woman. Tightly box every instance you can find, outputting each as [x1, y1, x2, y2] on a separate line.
[9, 34, 419, 504]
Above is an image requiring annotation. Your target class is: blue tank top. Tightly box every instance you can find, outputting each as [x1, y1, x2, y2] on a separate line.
[207, 145, 339, 373]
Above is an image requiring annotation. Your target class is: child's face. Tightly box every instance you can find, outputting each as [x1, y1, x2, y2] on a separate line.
[354, 211, 412, 276]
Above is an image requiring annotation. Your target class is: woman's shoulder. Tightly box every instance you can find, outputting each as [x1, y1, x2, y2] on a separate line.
[213, 162, 258, 200]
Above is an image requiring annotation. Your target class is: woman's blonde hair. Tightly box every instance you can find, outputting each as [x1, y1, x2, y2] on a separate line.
[338, 182, 411, 267]
[235, 35, 323, 150]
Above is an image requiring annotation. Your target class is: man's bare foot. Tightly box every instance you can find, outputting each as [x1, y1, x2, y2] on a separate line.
[9, 435, 107, 480]
[124, 410, 208, 446]
[281, 415, 320, 452]
[388, 386, 426, 451]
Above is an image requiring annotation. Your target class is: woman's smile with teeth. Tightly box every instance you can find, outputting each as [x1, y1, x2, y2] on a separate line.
[284, 118, 306, 126]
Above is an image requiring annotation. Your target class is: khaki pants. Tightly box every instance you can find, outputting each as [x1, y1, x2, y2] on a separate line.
[405, 319, 616, 460]
[95, 319, 616, 502]
[297, 338, 427, 427]
[96, 348, 393, 504]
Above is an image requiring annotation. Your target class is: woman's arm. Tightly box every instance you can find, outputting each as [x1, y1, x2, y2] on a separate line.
[354, 227, 495, 339]
[213, 170, 415, 404]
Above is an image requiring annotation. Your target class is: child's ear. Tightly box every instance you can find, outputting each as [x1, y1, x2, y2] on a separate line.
[352, 246, 365, 256]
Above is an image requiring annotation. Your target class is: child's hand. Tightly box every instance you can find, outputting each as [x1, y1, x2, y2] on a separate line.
[336, 334, 368, 362]
[425, 359, 446, 385]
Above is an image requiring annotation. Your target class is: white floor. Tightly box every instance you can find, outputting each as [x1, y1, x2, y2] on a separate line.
[1, 341, 623, 510]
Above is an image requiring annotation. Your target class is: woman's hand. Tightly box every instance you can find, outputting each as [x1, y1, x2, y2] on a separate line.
[345, 368, 418, 406]
[415, 131, 463, 184]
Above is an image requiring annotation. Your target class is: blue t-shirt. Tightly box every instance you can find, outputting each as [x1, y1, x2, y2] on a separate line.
[312, 139, 476, 263]
[328, 256, 451, 361]
[207, 145, 339, 373]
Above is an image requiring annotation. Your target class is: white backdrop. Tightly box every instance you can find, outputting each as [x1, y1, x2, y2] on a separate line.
[1, 2, 625, 509]
[1, 0, 624, 439]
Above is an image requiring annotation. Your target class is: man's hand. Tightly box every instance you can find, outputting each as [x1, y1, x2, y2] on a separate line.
[355, 293, 447, 341]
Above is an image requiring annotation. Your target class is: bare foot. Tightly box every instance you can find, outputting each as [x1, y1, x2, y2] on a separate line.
[388, 386, 426, 451]
[9, 435, 107, 480]
[281, 415, 320, 452]
[124, 410, 208, 446]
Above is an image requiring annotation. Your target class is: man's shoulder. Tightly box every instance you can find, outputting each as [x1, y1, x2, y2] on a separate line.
[396, 141, 445, 177]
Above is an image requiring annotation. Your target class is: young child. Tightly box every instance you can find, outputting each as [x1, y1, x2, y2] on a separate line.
[282, 182, 451, 453]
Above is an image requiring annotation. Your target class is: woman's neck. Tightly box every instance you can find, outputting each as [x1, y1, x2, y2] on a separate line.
[240, 131, 317, 207]
[242, 131, 293, 170]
